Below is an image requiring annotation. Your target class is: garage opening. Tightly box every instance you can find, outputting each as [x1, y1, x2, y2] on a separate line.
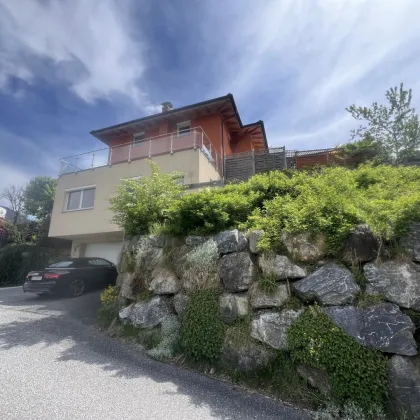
[84, 242, 123, 265]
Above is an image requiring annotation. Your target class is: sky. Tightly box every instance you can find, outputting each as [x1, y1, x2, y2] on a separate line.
[1, 0, 420, 199]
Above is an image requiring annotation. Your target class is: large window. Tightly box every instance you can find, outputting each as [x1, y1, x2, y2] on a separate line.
[65, 187, 96, 211]
[176, 121, 191, 136]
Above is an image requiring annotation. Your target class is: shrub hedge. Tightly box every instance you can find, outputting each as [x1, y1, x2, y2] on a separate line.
[110, 164, 420, 253]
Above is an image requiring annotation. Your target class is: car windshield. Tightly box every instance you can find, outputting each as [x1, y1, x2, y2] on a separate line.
[48, 261, 75, 268]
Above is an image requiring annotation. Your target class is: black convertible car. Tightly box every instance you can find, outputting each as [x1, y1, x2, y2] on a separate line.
[23, 258, 118, 297]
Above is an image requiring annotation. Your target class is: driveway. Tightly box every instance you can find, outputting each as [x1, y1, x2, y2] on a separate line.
[0, 286, 310, 420]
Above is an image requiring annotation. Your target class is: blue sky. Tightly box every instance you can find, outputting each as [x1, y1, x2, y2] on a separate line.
[1, 0, 420, 196]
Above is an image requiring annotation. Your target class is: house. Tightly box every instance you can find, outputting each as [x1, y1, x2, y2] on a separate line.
[48, 94, 268, 264]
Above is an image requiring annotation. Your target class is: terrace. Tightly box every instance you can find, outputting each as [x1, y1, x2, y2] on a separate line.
[59, 127, 223, 176]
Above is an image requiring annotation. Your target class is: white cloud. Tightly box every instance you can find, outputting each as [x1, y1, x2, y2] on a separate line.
[200, 0, 420, 149]
[0, 0, 146, 104]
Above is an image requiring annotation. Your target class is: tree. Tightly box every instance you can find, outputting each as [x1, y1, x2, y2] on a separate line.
[24, 176, 57, 221]
[0, 185, 25, 225]
[335, 134, 389, 167]
[347, 83, 420, 164]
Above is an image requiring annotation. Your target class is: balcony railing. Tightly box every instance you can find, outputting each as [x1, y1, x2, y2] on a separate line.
[59, 127, 223, 176]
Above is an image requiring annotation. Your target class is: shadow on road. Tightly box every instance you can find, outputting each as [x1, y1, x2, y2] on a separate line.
[0, 288, 308, 420]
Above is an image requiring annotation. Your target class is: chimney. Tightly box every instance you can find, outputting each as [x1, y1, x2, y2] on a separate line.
[161, 101, 173, 113]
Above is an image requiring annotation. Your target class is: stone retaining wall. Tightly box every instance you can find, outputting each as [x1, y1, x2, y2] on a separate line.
[115, 225, 420, 417]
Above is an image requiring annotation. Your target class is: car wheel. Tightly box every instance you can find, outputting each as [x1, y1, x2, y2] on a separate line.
[69, 279, 85, 297]
[36, 293, 48, 297]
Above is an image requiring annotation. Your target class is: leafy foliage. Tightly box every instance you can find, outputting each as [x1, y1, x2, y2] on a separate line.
[180, 289, 226, 362]
[347, 83, 420, 164]
[100, 285, 119, 306]
[98, 285, 119, 327]
[314, 401, 386, 420]
[24, 176, 57, 221]
[335, 135, 388, 167]
[109, 160, 186, 236]
[110, 164, 420, 254]
[288, 306, 387, 409]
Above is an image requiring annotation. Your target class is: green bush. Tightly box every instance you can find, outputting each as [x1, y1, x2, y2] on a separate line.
[98, 285, 119, 327]
[288, 306, 387, 409]
[247, 165, 420, 253]
[180, 289, 226, 362]
[109, 160, 186, 236]
[167, 187, 259, 235]
[109, 164, 420, 253]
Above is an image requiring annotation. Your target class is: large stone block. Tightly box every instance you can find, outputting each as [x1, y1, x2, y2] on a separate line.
[259, 254, 306, 280]
[220, 252, 257, 292]
[219, 293, 249, 324]
[119, 272, 136, 300]
[149, 267, 180, 295]
[293, 263, 360, 305]
[249, 230, 264, 254]
[251, 309, 303, 350]
[342, 224, 378, 264]
[119, 296, 172, 329]
[221, 335, 277, 372]
[388, 355, 420, 419]
[323, 303, 417, 356]
[249, 283, 289, 309]
[185, 236, 208, 247]
[173, 293, 189, 317]
[401, 223, 420, 262]
[364, 261, 420, 311]
[281, 232, 326, 263]
[214, 229, 248, 255]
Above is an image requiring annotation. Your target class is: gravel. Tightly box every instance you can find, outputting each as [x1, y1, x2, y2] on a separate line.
[0, 286, 309, 420]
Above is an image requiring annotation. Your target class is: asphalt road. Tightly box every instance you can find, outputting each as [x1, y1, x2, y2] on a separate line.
[0, 286, 310, 420]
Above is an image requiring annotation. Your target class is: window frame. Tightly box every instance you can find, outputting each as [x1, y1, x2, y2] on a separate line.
[176, 121, 191, 137]
[64, 185, 96, 212]
[132, 132, 146, 147]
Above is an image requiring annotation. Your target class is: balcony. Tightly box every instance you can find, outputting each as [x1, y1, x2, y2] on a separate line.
[59, 127, 223, 176]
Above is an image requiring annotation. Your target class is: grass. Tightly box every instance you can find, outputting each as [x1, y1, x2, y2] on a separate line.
[356, 292, 385, 308]
[98, 304, 119, 329]
[224, 352, 325, 410]
[351, 264, 368, 288]
[282, 295, 304, 311]
[258, 273, 277, 294]
[225, 315, 252, 347]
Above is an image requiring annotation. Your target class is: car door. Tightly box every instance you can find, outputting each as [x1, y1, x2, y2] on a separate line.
[86, 258, 114, 287]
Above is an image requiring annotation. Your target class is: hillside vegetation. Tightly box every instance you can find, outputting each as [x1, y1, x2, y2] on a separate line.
[110, 163, 420, 254]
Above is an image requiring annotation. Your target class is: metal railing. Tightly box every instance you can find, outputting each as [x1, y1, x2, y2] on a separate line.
[59, 127, 223, 176]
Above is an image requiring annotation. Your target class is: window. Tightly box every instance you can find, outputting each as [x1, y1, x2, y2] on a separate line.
[177, 121, 191, 136]
[48, 261, 75, 268]
[132, 132, 145, 146]
[65, 187, 96, 211]
[87, 258, 112, 267]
